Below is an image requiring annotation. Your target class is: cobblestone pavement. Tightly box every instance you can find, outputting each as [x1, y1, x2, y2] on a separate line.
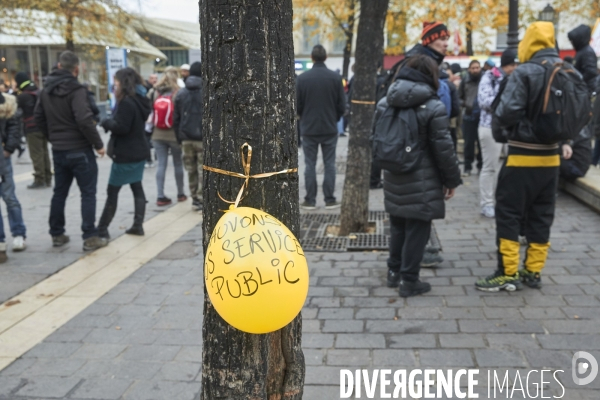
[1, 137, 599, 399]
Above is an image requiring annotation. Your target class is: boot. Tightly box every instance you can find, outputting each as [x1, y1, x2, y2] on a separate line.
[98, 192, 119, 239]
[126, 196, 146, 236]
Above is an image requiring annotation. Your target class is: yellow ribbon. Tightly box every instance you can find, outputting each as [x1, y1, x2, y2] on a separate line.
[351, 99, 376, 105]
[203, 143, 298, 208]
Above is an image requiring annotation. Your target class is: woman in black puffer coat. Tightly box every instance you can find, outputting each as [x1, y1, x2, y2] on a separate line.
[375, 55, 461, 297]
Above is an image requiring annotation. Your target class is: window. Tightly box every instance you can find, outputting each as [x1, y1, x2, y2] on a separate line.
[302, 20, 320, 54]
[496, 26, 508, 50]
[332, 28, 347, 54]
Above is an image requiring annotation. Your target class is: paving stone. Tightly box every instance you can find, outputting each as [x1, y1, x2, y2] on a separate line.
[355, 307, 395, 320]
[122, 380, 201, 400]
[519, 307, 566, 319]
[322, 320, 364, 333]
[75, 360, 163, 380]
[420, 349, 475, 367]
[122, 345, 181, 361]
[304, 366, 343, 385]
[319, 277, 355, 286]
[0, 376, 23, 397]
[523, 350, 573, 368]
[174, 346, 202, 363]
[302, 333, 334, 348]
[70, 378, 134, 399]
[544, 320, 600, 334]
[335, 334, 385, 349]
[154, 362, 201, 381]
[366, 320, 458, 333]
[82, 328, 130, 344]
[22, 342, 82, 359]
[0, 358, 36, 376]
[302, 385, 340, 399]
[486, 334, 541, 350]
[474, 349, 527, 367]
[459, 320, 545, 334]
[303, 349, 325, 366]
[15, 376, 82, 398]
[326, 349, 371, 366]
[25, 358, 87, 377]
[317, 308, 354, 320]
[388, 334, 437, 349]
[71, 343, 128, 359]
[538, 335, 600, 350]
[45, 327, 93, 343]
[439, 334, 486, 348]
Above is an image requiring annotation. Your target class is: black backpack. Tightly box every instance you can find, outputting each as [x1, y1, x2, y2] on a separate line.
[490, 76, 510, 143]
[372, 105, 423, 174]
[528, 60, 592, 143]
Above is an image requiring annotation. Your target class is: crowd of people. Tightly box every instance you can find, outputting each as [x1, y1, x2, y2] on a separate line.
[0, 51, 204, 262]
[296, 20, 598, 297]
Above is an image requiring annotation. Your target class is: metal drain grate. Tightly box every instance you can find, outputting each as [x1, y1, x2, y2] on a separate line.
[300, 237, 348, 252]
[300, 214, 340, 224]
[347, 234, 389, 251]
[368, 210, 389, 222]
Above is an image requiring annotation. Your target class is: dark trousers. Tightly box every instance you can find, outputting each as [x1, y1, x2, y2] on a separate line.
[495, 150, 558, 275]
[370, 161, 382, 187]
[387, 215, 431, 282]
[462, 118, 482, 171]
[49, 147, 98, 239]
[27, 130, 52, 185]
[593, 138, 600, 166]
[302, 133, 338, 205]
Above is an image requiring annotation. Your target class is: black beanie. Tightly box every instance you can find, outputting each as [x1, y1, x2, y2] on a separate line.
[15, 72, 30, 89]
[500, 48, 517, 67]
[189, 62, 202, 77]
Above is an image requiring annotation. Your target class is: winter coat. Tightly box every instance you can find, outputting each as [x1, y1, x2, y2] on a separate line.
[0, 94, 22, 175]
[478, 67, 505, 128]
[101, 92, 151, 164]
[496, 23, 564, 145]
[34, 69, 103, 151]
[296, 62, 346, 136]
[568, 25, 598, 94]
[375, 67, 461, 221]
[16, 83, 40, 134]
[173, 75, 203, 142]
[87, 90, 100, 122]
[458, 73, 481, 118]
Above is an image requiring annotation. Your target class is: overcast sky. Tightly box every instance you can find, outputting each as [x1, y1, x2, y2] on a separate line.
[123, 0, 199, 23]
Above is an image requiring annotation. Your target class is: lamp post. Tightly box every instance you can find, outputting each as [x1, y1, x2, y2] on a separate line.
[507, 0, 519, 50]
[538, 3, 556, 23]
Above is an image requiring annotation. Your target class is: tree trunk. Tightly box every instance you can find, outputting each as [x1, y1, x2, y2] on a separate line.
[200, 1, 304, 399]
[338, 0, 389, 236]
[66, 14, 75, 51]
[341, 0, 356, 79]
[466, 24, 473, 56]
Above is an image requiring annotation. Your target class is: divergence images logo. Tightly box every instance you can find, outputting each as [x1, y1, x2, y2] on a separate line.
[572, 351, 598, 386]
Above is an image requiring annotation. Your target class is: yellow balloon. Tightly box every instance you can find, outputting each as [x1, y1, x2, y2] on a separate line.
[205, 207, 309, 334]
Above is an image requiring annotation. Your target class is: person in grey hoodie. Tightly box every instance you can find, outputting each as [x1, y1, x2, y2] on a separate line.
[375, 54, 461, 297]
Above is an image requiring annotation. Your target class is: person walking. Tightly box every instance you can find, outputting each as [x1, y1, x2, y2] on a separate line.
[477, 49, 517, 218]
[98, 68, 151, 239]
[0, 91, 28, 258]
[14, 72, 52, 189]
[459, 60, 483, 177]
[149, 66, 186, 206]
[174, 62, 203, 211]
[34, 51, 107, 251]
[376, 55, 461, 297]
[475, 22, 587, 291]
[296, 45, 346, 210]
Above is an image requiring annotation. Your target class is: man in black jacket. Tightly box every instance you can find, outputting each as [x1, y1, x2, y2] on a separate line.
[15, 72, 52, 189]
[568, 24, 598, 93]
[174, 61, 203, 211]
[296, 45, 346, 210]
[34, 51, 107, 251]
[458, 60, 483, 176]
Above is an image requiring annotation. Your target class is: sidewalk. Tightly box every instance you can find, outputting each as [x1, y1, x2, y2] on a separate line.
[0, 137, 599, 399]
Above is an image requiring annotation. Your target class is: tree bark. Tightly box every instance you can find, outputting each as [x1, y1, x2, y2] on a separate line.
[341, 0, 356, 79]
[338, 0, 389, 236]
[66, 14, 75, 51]
[200, 1, 304, 399]
[466, 24, 473, 56]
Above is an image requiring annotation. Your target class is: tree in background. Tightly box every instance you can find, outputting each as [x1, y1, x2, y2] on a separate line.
[293, 0, 358, 78]
[2, 0, 132, 51]
[339, 0, 389, 236]
[199, 0, 304, 398]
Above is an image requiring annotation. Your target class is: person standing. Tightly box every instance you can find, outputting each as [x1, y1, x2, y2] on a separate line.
[475, 22, 578, 291]
[458, 60, 483, 177]
[477, 49, 517, 218]
[98, 68, 151, 239]
[14, 72, 52, 189]
[34, 51, 107, 251]
[178, 64, 190, 88]
[145, 73, 158, 91]
[0, 92, 28, 257]
[149, 67, 186, 206]
[174, 62, 203, 211]
[296, 45, 346, 210]
[568, 25, 598, 93]
[376, 55, 461, 297]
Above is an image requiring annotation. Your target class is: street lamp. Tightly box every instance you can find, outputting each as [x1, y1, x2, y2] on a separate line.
[507, 0, 519, 50]
[538, 3, 556, 23]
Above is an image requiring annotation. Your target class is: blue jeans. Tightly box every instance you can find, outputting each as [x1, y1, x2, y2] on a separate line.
[50, 148, 99, 239]
[0, 157, 26, 242]
[152, 140, 184, 199]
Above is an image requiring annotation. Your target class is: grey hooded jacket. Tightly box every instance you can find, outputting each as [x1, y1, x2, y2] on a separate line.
[374, 70, 461, 221]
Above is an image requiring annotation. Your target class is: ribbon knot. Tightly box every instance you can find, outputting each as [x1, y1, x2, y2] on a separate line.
[203, 142, 298, 208]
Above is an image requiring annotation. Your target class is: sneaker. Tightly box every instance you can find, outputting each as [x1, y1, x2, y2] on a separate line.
[145, 161, 155, 168]
[387, 269, 401, 288]
[83, 236, 108, 251]
[192, 199, 202, 211]
[421, 251, 443, 267]
[399, 280, 431, 297]
[520, 269, 542, 289]
[481, 205, 495, 218]
[324, 201, 341, 210]
[339, 132, 348, 137]
[156, 197, 172, 206]
[462, 169, 472, 177]
[27, 181, 46, 189]
[177, 194, 188, 202]
[52, 234, 70, 247]
[475, 270, 523, 292]
[300, 201, 317, 211]
[12, 236, 26, 252]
